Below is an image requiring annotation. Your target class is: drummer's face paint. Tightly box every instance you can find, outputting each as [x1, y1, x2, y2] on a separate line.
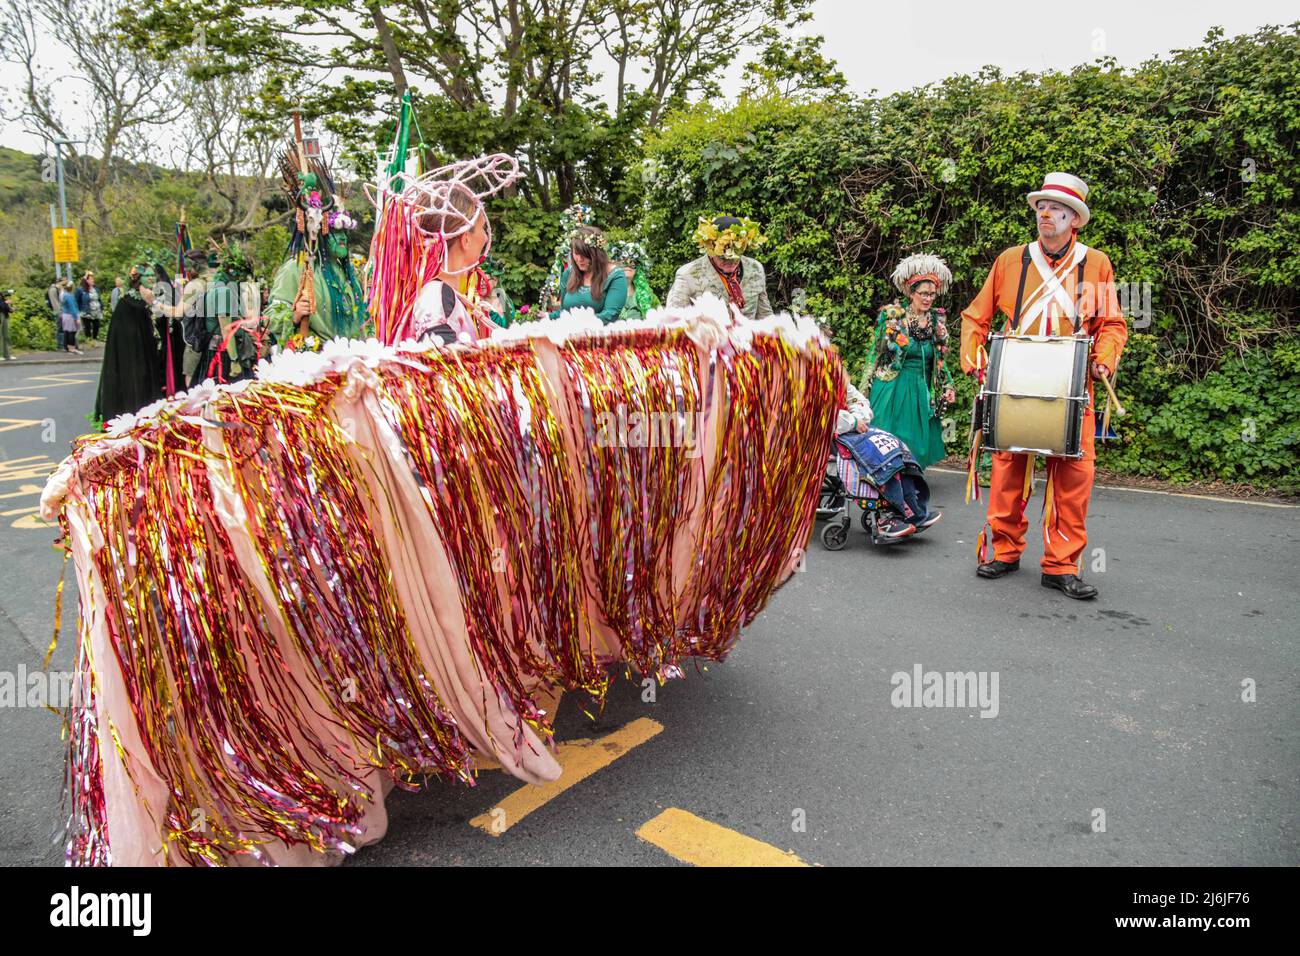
[1036, 200, 1080, 246]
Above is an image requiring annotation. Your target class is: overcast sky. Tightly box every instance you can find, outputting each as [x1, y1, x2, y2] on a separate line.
[2, 0, 1295, 159]
[807, 0, 1294, 96]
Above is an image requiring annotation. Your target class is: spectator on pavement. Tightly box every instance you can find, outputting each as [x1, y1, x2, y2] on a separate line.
[78, 272, 103, 340]
[59, 279, 82, 355]
[0, 289, 13, 361]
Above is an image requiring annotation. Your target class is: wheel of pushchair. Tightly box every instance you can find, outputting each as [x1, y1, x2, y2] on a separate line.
[859, 505, 873, 533]
[821, 519, 849, 551]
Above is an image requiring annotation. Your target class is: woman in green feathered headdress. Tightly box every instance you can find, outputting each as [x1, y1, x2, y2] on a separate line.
[608, 240, 660, 322]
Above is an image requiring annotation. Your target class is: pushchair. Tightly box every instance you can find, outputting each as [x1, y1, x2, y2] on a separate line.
[816, 427, 936, 550]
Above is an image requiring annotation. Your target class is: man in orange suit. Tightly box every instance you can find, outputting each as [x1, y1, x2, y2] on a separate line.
[960, 173, 1128, 599]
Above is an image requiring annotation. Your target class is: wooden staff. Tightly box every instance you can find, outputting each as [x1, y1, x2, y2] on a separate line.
[292, 108, 308, 187]
[295, 261, 315, 338]
[291, 105, 316, 337]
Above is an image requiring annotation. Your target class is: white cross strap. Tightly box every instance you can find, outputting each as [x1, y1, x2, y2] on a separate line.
[1017, 240, 1089, 334]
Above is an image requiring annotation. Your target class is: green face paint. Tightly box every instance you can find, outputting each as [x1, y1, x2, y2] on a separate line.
[328, 232, 349, 261]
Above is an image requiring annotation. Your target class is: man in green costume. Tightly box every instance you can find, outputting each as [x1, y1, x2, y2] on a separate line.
[265, 138, 368, 349]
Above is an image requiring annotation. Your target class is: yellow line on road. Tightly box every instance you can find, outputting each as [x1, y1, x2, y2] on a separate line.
[0, 483, 43, 500]
[0, 418, 45, 433]
[0, 456, 59, 482]
[469, 716, 663, 836]
[11, 514, 55, 530]
[636, 808, 810, 867]
[0, 374, 95, 390]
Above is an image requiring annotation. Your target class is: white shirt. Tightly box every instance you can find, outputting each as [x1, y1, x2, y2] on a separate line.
[412, 279, 476, 344]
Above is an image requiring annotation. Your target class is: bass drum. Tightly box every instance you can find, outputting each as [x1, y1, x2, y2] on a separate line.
[982, 334, 1089, 458]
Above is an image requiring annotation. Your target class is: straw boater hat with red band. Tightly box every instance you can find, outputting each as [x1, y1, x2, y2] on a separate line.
[1027, 172, 1091, 228]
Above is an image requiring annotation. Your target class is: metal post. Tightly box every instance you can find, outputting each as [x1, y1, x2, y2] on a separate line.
[49, 203, 57, 278]
[54, 141, 71, 281]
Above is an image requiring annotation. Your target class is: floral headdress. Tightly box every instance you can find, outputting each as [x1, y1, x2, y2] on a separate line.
[569, 225, 607, 250]
[693, 215, 767, 261]
[328, 208, 357, 231]
[541, 203, 597, 303]
[560, 203, 595, 233]
[890, 253, 953, 296]
[213, 239, 254, 282]
[608, 240, 650, 267]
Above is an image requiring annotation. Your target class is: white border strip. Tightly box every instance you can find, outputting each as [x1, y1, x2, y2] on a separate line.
[928, 467, 1300, 509]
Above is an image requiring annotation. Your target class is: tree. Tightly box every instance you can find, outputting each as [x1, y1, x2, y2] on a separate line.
[0, 0, 181, 230]
[129, 0, 821, 214]
[741, 31, 847, 99]
[171, 63, 300, 240]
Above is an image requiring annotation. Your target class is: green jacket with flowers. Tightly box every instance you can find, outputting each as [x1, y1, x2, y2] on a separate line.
[868, 303, 955, 416]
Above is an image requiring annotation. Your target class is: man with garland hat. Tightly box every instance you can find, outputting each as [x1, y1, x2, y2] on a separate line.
[667, 215, 773, 320]
[959, 172, 1128, 600]
[202, 240, 262, 383]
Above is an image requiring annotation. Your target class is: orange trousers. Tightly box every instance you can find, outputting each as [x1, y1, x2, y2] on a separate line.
[985, 407, 1096, 575]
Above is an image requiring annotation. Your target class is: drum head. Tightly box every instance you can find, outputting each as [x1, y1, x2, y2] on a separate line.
[983, 335, 1088, 457]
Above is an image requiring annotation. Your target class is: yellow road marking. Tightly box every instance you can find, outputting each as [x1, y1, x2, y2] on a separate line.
[1, 505, 40, 517]
[0, 394, 43, 408]
[0, 373, 95, 390]
[11, 514, 55, 530]
[636, 808, 809, 867]
[0, 483, 43, 500]
[0, 456, 59, 482]
[0, 418, 45, 433]
[469, 717, 663, 836]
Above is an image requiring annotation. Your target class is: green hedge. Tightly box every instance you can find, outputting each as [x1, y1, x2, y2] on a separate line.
[7, 288, 58, 351]
[629, 26, 1300, 493]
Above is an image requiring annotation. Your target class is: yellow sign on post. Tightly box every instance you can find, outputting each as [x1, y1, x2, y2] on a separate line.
[52, 227, 79, 263]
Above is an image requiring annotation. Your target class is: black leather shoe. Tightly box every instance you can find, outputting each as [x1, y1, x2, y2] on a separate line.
[1041, 573, 1098, 600]
[976, 558, 1020, 579]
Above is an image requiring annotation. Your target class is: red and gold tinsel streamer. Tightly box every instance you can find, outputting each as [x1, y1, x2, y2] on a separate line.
[47, 313, 841, 866]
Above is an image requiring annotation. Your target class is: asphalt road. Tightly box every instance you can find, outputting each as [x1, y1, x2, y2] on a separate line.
[1, 361, 1296, 866]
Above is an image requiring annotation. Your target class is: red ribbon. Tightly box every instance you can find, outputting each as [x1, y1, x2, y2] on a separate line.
[1040, 183, 1085, 203]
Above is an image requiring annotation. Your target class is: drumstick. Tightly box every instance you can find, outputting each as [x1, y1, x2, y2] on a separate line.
[1098, 370, 1126, 417]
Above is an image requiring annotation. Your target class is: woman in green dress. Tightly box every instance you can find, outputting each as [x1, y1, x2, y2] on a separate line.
[549, 226, 628, 323]
[865, 254, 957, 471]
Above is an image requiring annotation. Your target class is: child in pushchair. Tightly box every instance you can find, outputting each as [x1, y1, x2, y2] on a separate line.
[817, 379, 941, 550]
